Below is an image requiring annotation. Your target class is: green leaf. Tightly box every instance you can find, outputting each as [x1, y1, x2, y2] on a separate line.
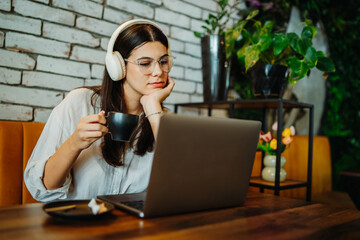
[302, 38, 312, 51]
[244, 45, 261, 71]
[316, 51, 326, 57]
[289, 36, 307, 55]
[258, 34, 272, 51]
[246, 10, 259, 20]
[303, 18, 317, 37]
[317, 56, 336, 72]
[194, 32, 203, 38]
[304, 46, 318, 68]
[288, 56, 309, 83]
[262, 21, 274, 34]
[273, 34, 289, 56]
[301, 26, 314, 40]
[208, 14, 216, 20]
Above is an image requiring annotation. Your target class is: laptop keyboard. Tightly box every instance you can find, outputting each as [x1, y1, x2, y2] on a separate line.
[121, 200, 145, 211]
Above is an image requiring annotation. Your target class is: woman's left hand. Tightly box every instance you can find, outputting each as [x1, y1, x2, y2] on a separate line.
[140, 76, 175, 140]
[140, 76, 175, 111]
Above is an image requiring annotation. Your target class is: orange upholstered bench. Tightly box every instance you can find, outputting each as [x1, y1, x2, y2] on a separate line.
[0, 120, 332, 206]
[0, 121, 45, 206]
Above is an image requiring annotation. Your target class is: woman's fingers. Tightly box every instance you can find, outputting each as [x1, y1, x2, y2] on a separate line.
[72, 112, 109, 150]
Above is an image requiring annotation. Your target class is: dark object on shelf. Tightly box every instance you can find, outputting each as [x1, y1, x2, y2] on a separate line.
[201, 35, 228, 102]
[174, 99, 314, 201]
[249, 64, 288, 98]
[341, 171, 360, 210]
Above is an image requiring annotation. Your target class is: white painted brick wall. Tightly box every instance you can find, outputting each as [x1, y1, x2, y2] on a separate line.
[196, 83, 203, 94]
[0, 32, 4, 47]
[170, 26, 200, 44]
[6, 32, 71, 58]
[13, 0, 75, 26]
[168, 38, 185, 53]
[100, 37, 109, 50]
[143, 0, 162, 6]
[22, 71, 84, 91]
[70, 46, 106, 64]
[185, 42, 201, 57]
[0, 0, 225, 122]
[155, 8, 190, 28]
[0, 12, 41, 35]
[37, 56, 91, 78]
[163, 0, 202, 19]
[164, 91, 190, 104]
[34, 108, 52, 123]
[174, 52, 202, 69]
[185, 68, 203, 82]
[84, 78, 102, 86]
[91, 64, 105, 79]
[43, 22, 100, 47]
[103, 7, 132, 24]
[173, 79, 196, 94]
[170, 66, 185, 79]
[191, 18, 205, 32]
[0, 85, 63, 108]
[33, 0, 50, 4]
[0, 49, 36, 70]
[0, 103, 33, 121]
[0, 0, 11, 11]
[190, 94, 204, 103]
[107, 0, 154, 18]
[0, 67, 21, 84]
[53, 0, 103, 19]
[76, 16, 118, 37]
[182, 0, 217, 12]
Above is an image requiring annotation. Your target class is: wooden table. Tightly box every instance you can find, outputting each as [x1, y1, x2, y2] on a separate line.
[1, 191, 360, 239]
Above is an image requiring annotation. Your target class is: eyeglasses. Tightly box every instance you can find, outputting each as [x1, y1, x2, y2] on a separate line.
[124, 55, 174, 75]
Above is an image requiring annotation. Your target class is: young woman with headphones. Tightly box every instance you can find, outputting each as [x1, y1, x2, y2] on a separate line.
[24, 19, 175, 202]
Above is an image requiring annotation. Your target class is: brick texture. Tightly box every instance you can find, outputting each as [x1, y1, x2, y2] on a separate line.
[0, 0, 226, 122]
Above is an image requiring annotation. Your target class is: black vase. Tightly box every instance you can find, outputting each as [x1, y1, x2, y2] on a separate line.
[249, 64, 288, 98]
[201, 35, 228, 102]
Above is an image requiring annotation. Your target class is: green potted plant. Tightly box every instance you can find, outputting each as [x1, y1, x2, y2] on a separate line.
[227, 17, 336, 97]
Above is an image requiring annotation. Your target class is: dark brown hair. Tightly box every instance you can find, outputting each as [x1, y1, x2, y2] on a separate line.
[87, 23, 169, 166]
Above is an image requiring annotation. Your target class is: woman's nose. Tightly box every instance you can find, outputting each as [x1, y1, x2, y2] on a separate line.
[151, 61, 163, 76]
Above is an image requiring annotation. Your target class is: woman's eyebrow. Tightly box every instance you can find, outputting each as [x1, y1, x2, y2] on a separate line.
[137, 54, 169, 60]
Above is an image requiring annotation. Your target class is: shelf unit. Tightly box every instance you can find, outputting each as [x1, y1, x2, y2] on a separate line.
[174, 98, 314, 201]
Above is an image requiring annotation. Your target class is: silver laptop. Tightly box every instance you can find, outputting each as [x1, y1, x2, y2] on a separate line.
[98, 114, 261, 218]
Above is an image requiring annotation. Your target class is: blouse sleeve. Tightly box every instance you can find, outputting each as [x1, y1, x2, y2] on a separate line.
[24, 89, 91, 202]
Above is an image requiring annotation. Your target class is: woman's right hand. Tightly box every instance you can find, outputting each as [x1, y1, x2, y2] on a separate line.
[69, 111, 109, 150]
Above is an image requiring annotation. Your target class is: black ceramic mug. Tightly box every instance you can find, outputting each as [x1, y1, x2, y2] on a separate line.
[106, 112, 139, 142]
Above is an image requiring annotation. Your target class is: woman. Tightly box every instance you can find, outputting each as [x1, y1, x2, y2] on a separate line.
[24, 19, 175, 202]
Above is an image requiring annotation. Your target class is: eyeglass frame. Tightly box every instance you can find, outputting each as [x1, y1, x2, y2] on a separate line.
[124, 55, 174, 75]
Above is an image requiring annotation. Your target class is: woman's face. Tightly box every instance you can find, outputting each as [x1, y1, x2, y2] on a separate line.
[123, 41, 169, 101]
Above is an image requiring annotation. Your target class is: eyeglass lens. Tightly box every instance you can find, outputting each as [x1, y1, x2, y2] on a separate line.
[137, 56, 172, 74]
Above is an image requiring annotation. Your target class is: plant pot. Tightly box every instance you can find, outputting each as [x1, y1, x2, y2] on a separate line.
[201, 35, 228, 102]
[249, 64, 288, 98]
[261, 155, 287, 182]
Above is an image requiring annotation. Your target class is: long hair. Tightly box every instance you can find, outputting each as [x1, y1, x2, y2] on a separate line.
[87, 23, 169, 166]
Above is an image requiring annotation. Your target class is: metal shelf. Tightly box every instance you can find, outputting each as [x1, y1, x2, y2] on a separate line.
[175, 98, 314, 201]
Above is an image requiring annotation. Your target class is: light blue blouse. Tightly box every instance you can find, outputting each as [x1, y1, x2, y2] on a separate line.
[24, 88, 153, 202]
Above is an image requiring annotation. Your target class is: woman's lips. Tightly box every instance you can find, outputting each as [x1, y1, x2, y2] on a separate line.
[149, 82, 165, 88]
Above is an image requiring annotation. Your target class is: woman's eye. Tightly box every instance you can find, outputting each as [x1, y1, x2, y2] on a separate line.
[160, 60, 169, 65]
[139, 61, 151, 66]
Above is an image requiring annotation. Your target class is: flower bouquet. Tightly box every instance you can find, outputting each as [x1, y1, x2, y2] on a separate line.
[258, 122, 295, 155]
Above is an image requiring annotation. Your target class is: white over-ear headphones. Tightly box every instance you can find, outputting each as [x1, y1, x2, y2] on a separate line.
[105, 19, 171, 81]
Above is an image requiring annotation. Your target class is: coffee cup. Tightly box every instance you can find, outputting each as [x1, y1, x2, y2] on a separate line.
[106, 111, 139, 142]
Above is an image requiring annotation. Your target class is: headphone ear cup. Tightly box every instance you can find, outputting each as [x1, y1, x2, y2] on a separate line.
[105, 51, 126, 81]
[168, 48, 173, 72]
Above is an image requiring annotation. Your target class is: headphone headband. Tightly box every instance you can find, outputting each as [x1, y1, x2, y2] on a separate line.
[105, 19, 169, 81]
[106, 19, 163, 55]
